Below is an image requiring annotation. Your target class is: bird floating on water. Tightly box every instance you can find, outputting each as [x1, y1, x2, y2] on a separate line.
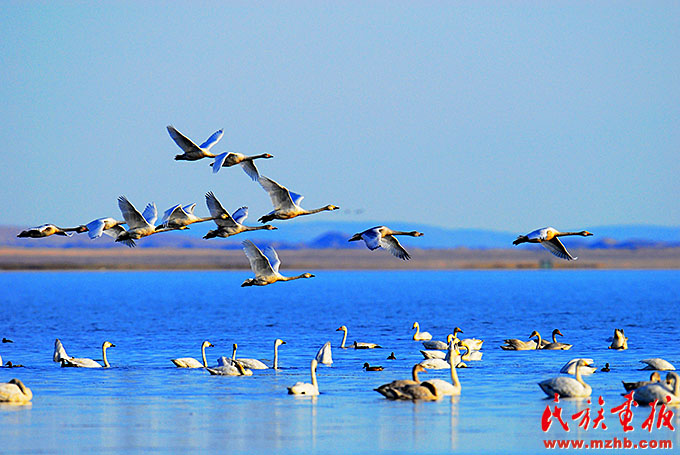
[61, 341, 116, 368]
[538, 359, 593, 398]
[513, 227, 593, 260]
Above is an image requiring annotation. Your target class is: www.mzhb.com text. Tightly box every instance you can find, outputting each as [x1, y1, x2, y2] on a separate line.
[544, 437, 672, 450]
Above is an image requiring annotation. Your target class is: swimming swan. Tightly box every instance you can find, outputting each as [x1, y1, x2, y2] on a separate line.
[336, 325, 381, 349]
[422, 334, 454, 351]
[61, 341, 115, 368]
[541, 329, 573, 350]
[622, 372, 662, 392]
[412, 322, 432, 341]
[348, 226, 424, 261]
[171, 340, 213, 368]
[241, 240, 314, 287]
[256, 175, 339, 223]
[538, 359, 593, 398]
[634, 372, 679, 406]
[375, 364, 438, 401]
[288, 359, 320, 396]
[315, 342, 333, 365]
[422, 343, 462, 396]
[609, 328, 628, 350]
[640, 358, 676, 371]
[203, 192, 276, 239]
[0, 379, 32, 404]
[560, 358, 596, 376]
[228, 342, 279, 370]
[513, 227, 593, 261]
[206, 361, 253, 376]
[452, 327, 484, 351]
[53, 338, 71, 363]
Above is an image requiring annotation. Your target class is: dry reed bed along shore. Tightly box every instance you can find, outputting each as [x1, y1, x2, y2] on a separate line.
[1, 247, 679, 270]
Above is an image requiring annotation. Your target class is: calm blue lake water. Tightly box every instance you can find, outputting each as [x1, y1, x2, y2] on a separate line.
[0, 270, 678, 454]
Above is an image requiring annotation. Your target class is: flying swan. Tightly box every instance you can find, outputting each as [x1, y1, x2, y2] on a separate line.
[256, 175, 339, 223]
[348, 226, 424, 260]
[203, 192, 276, 239]
[513, 227, 593, 260]
[241, 240, 315, 287]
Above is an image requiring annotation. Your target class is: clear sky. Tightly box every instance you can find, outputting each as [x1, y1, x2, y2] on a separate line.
[2, 1, 679, 232]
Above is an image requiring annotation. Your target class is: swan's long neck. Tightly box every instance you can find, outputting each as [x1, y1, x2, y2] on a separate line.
[201, 344, 208, 368]
[245, 225, 272, 231]
[552, 332, 558, 343]
[534, 332, 542, 349]
[556, 231, 585, 237]
[274, 344, 279, 370]
[302, 206, 333, 216]
[412, 367, 421, 382]
[311, 363, 318, 391]
[248, 154, 271, 160]
[231, 345, 237, 361]
[102, 345, 110, 368]
[390, 230, 419, 236]
[575, 363, 588, 388]
[449, 347, 460, 387]
[414, 323, 420, 337]
[460, 343, 471, 361]
[282, 274, 311, 282]
[340, 328, 347, 348]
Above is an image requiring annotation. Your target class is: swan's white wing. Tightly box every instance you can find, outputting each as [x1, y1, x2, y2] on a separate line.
[231, 207, 248, 225]
[104, 225, 136, 248]
[542, 237, 577, 260]
[288, 191, 304, 207]
[257, 176, 296, 210]
[167, 125, 201, 153]
[118, 196, 148, 229]
[161, 204, 182, 225]
[242, 240, 275, 277]
[142, 202, 158, 225]
[183, 203, 197, 216]
[199, 129, 224, 150]
[240, 160, 260, 181]
[263, 246, 281, 273]
[212, 152, 228, 174]
[85, 218, 107, 239]
[526, 227, 550, 241]
[205, 192, 237, 227]
[360, 228, 383, 250]
[379, 235, 411, 260]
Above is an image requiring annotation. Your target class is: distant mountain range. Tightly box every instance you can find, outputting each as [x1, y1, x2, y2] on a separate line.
[2, 222, 679, 250]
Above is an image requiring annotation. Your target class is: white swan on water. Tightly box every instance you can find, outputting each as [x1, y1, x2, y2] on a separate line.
[538, 359, 593, 398]
[412, 322, 432, 341]
[422, 334, 453, 350]
[375, 364, 438, 401]
[422, 342, 462, 396]
[61, 341, 115, 368]
[560, 358, 596, 376]
[640, 358, 676, 371]
[0, 379, 32, 404]
[336, 325, 381, 349]
[288, 359, 320, 396]
[315, 342, 333, 365]
[171, 340, 213, 368]
[634, 372, 679, 406]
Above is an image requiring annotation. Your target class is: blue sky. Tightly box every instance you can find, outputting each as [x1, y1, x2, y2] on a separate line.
[2, 2, 679, 233]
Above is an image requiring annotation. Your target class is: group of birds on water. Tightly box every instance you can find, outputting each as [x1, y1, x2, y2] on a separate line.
[17, 125, 597, 285]
[2, 322, 677, 406]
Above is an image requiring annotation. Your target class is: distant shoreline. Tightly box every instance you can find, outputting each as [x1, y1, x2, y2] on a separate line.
[1, 247, 679, 270]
